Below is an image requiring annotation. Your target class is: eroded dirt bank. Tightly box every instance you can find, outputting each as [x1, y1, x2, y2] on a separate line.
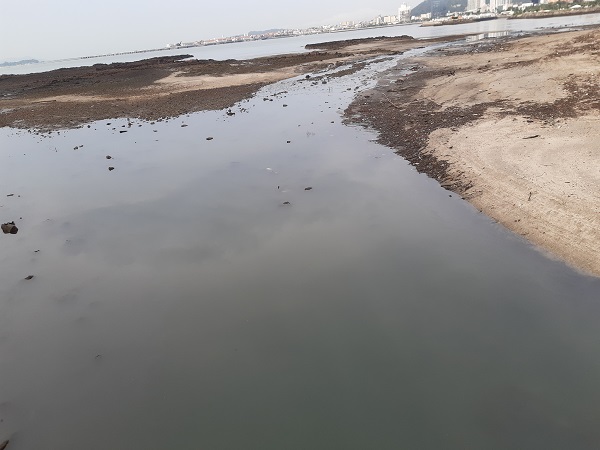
[345, 27, 600, 276]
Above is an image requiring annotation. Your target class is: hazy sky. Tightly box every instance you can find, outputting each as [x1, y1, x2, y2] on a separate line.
[0, 0, 417, 61]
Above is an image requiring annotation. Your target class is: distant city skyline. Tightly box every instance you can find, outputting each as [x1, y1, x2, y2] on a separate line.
[1, 0, 419, 62]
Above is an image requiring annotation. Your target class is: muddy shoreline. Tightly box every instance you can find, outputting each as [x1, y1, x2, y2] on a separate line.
[2, 27, 600, 276]
[345, 26, 600, 276]
[0, 35, 459, 131]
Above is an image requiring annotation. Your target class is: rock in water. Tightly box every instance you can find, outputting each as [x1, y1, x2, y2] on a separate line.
[1, 222, 18, 234]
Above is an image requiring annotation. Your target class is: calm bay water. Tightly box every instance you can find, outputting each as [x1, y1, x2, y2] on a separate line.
[2, 13, 600, 75]
[1, 49, 600, 449]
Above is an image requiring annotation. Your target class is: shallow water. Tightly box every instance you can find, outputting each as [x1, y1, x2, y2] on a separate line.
[1, 52, 600, 449]
[3, 13, 600, 75]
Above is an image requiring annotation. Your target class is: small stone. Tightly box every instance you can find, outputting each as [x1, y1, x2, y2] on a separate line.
[304, 187, 313, 191]
[1, 222, 18, 234]
[108, 167, 115, 171]
[283, 104, 288, 107]
[6, 194, 14, 197]
[74, 146, 79, 150]
[181, 124, 188, 127]
[119, 130, 127, 133]
[106, 155, 112, 159]
[287, 141, 291, 144]
[283, 201, 291, 205]
[206, 137, 213, 141]
[24, 275, 34, 280]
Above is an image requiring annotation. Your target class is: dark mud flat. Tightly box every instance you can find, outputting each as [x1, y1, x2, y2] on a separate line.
[0, 52, 350, 130]
[0, 34, 472, 131]
[305, 35, 415, 50]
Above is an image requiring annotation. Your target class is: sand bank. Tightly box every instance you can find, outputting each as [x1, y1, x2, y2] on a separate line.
[347, 28, 600, 276]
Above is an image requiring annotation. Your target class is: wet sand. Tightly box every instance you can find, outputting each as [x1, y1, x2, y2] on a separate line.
[346, 27, 600, 276]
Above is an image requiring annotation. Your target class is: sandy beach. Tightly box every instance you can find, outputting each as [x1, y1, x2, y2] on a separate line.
[347, 27, 600, 276]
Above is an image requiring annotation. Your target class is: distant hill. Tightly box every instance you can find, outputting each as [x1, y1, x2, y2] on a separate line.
[0, 59, 40, 67]
[247, 28, 284, 36]
[411, 0, 467, 17]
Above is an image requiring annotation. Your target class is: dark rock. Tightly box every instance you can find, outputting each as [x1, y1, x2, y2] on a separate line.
[1, 222, 18, 234]
[106, 155, 112, 159]
[283, 104, 288, 107]
[24, 275, 34, 280]
[523, 134, 540, 139]
[74, 146, 79, 150]
[6, 194, 14, 197]
[119, 130, 127, 133]
[283, 201, 291, 205]
[181, 124, 188, 127]
[108, 167, 115, 171]
[206, 137, 213, 140]
[287, 140, 291, 144]
[304, 187, 313, 191]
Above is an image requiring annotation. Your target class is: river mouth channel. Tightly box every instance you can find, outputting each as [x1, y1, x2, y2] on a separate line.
[1, 49, 600, 449]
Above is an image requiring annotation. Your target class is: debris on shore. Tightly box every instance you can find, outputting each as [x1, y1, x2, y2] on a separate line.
[1, 222, 19, 234]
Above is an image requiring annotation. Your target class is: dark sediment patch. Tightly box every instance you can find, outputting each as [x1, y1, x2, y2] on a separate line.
[306, 35, 415, 50]
[344, 63, 498, 195]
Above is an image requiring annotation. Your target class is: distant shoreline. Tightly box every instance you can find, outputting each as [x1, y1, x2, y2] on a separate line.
[0, 59, 39, 67]
[510, 6, 600, 19]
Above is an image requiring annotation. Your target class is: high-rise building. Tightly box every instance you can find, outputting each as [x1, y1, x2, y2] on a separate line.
[398, 3, 412, 21]
[467, 0, 481, 11]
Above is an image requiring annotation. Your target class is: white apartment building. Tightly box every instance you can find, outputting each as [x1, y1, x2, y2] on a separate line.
[398, 3, 412, 20]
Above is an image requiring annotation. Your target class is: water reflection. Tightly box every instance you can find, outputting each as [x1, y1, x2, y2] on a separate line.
[1, 52, 600, 450]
